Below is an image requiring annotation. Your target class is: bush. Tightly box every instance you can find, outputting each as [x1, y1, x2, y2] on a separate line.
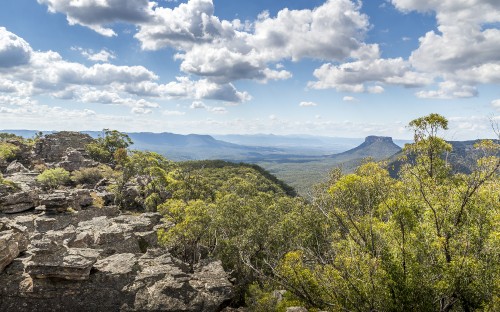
[36, 168, 71, 189]
[71, 167, 104, 185]
[0, 142, 20, 161]
[86, 129, 133, 165]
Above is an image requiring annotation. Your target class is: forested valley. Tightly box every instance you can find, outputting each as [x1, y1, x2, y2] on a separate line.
[1, 114, 499, 311]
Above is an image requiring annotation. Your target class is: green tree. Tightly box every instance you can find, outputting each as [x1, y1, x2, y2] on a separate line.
[86, 129, 133, 165]
[270, 114, 499, 311]
[112, 150, 175, 211]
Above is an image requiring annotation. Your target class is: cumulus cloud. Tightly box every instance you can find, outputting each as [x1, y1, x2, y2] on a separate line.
[135, 0, 234, 50]
[299, 101, 317, 107]
[416, 81, 478, 99]
[37, 0, 154, 36]
[0, 27, 32, 68]
[390, 0, 500, 98]
[189, 100, 227, 114]
[309, 57, 431, 92]
[190, 101, 208, 109]
[342, 96, 357, 102]
[73, 47, 116, 62]
[250, 0, 370, 62]
[0, 28, 229, 114]
[39, 0, 374, 89]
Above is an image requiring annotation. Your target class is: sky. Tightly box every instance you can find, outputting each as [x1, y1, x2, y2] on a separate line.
[0, 0, 499, 140]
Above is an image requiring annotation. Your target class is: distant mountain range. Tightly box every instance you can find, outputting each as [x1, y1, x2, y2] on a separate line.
[8, 129, 491, 195]
[2, 130, 399, 161]
[388, 139, 500, 178]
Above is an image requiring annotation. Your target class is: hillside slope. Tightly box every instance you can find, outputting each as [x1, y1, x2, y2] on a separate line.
[258, 136, 402, 196]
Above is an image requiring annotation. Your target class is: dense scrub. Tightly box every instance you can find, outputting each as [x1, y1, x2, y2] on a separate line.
[2, 115, 497, 311]
[112, 114, 498, 311]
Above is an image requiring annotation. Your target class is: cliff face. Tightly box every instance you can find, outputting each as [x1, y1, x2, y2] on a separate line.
[363, 136, 394, 145]
[0, 132, 234, 312]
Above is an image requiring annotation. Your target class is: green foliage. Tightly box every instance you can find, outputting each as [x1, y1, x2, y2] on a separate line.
[96, 113, 498, 310]
[86, 129, 133, 165]
[112, 150, 175, 211]
[0, 142, 20, 161]
[0, 133, 24, 141]
[156, 161, 310, 303]
[36, 168, 71, 189]
[71, 167, 104, 185]
[265, 114, 500, 311]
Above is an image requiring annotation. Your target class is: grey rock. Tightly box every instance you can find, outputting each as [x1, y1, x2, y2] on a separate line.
[0, 218, 29, 272]
[37, 189, 94, 215]
[26, 241, 99, 281]
[0, 204, 234, 311]
[34, 131, 94, 163]
[0, 190, 37, 214]
[2, 172, 38, 191]
[58, 148, 96, 172]
[5, 160, 29, 174]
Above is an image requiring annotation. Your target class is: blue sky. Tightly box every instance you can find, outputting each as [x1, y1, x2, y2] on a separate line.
[0, 0, 499, 139]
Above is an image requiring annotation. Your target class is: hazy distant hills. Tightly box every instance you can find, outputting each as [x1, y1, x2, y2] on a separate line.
[388, 139, 500, 178]
[258, 135, 403, 195]
[0, 129, 406, 194]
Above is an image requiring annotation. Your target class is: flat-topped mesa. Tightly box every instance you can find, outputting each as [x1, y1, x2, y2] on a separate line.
[364, 136, 394, 145]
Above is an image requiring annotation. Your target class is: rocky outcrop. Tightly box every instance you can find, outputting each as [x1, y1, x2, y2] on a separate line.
[0, 190, 38, 214]
[37, 189, 93, 214]
[57, 148, 97, 172]
[5, 160, 29, 174]
[0, 218, 29, 272]
[0, 207, 234, 311]
[364, 135, 395, 144]
[34, 132, 94, 163]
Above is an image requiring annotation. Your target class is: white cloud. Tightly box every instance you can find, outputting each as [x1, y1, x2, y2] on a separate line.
[209, 106, 227, 114]
[190, 101, 208, 109]
[34, 0, 382, 95]
[390, 0, 500, 98]
[368, 86, 385, 94]
[159, 77, 251, 103]
[189, 100, 227, 114]
[0, 27, 32, 68]
[491, 99, 500, 110]
[309, 57, 431, 92]
[250, 0, 370, 61]
[416, 81, 478, 99]
[73, 47, 116, 62]
[37, 0, 154, 36]
[135, 0, 234, 50]
[299, 101, 317, 107]
[162, 110, 185, 116]
[0, 95, 37, 106]
[342, 96, 357, 102]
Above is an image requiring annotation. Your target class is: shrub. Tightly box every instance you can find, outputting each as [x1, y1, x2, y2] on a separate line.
[0, 142, 20, 161]
[90, 192, 105, 208]
[71, 167, 104, 185]
[86, 129, 133, 165]
[36, 168, 71, 189]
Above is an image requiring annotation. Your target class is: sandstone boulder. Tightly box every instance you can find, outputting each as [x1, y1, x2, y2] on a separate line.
[0, 218, 29, 272]
[5, 160, 29, 174]
[57, 148, 96, 172]
[0, 209, 234, 312]
[0, 190, 38, 214]
[34, 132, 93, 163]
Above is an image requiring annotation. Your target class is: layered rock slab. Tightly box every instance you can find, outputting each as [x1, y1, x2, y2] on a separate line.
[0, 208, 234, 312]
